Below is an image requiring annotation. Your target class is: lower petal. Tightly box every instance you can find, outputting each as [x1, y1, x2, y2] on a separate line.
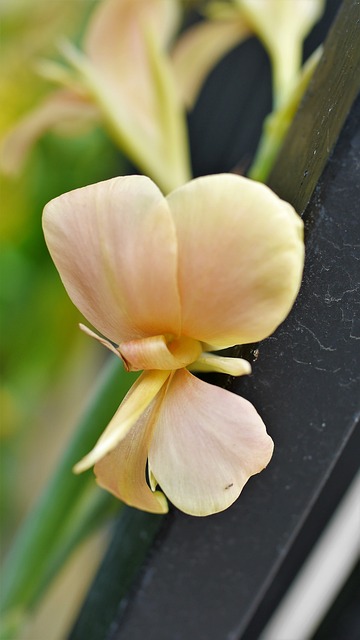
[94, 389, 168, 514]
[74, 369, 170, 473]
[148, 370, 273, 516]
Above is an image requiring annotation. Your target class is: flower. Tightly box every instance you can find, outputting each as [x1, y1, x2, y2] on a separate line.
[235, 0, 325, 106]
[172, 1, 251, 109]
[1, 0, 190, 193]
[43, 173, 304, 516]
[172, 0, 325, 109]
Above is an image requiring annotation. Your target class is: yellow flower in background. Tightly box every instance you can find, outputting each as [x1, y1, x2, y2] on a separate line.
[236, 0, 325, 106]
[2, 0, 190, 194]
[1, 0, 325, 188]
[172, 1, 251, 109]
[172, 0, 325, 109]
[43, 173, 304, 516]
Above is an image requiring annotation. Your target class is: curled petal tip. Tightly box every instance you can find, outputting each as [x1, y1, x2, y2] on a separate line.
[190, 353, 252, 376]
[73, 457, 92, 475]
[79, 323, 121, 358]
[151, 490, 169, 514]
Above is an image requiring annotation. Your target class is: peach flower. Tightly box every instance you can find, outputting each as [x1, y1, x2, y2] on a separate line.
[43, 173, 304, 515]
[172, 0, 325, 108]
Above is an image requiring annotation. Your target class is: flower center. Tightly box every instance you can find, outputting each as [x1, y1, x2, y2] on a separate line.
[119, 334, 202, 372]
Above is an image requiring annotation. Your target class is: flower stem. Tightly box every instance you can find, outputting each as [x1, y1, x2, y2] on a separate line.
[248, 48, 322, 184]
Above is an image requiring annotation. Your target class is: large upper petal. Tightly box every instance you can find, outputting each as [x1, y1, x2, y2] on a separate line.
[167, 174, 304, 347]
[148, 369, 274, 516]
[94, 386, 168, 514]
[43, 176, 181, 343]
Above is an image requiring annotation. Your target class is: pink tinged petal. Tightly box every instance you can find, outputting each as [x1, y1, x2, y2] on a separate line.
[167, 174, 304, 348]
[0, 90, 97, 176]
[43, 176, 181, 344]
[66, 0, 189, 193]
[148, 369, 274, 516]
[95, 387, 169, 514]
[74, 369, 170, 474]
[85, 0, 180, 64]
[172, 19, 249, 109]
[119, 335, 202, 371]
[189, 353, 252, 376]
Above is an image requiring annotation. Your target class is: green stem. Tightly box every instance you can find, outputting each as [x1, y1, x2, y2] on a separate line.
[248, 108, 289, 183]
[248, 48, 322, 183]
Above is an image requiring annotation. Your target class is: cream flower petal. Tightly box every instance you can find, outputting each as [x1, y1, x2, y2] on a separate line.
[237, 0, 325, 58]
[172, 18, 249, 109]
[189, 353, 252, 376]
[0, 90, 97, 176]
[148, 369, 273, 516]
[43, 176, 181, 344]
[74, 369, 170, 474]
[167, 174, 304, 348]
[94, 388, 168, 514]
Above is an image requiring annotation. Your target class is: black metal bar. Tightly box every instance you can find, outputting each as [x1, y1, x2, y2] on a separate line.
[69, 509, 163, 640]
[268, 0, 360, 213]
